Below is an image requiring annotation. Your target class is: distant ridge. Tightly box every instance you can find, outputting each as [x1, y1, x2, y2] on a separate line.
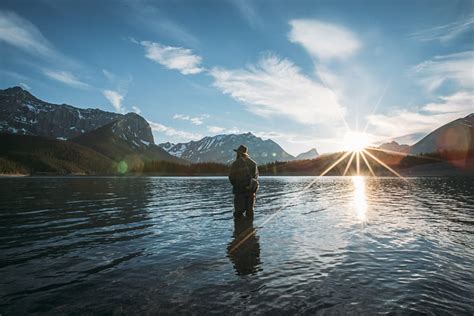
[410, 113, 474, 156]
[378, 141, 410, 153]
[159, 132, 295, 164]
[296, 148, 319, 160]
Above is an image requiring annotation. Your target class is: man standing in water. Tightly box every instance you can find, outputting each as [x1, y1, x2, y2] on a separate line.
[229, 145, 259, 218]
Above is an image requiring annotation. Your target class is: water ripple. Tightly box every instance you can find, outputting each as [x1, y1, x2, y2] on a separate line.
[0, 176, 473, 314]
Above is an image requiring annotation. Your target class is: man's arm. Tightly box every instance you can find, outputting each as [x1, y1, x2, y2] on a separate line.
[229, 163, 236, 185]
[251, 160, 259, 179]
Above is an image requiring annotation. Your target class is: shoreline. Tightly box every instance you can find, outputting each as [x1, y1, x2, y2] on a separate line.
[2, 172, 473, 178]
[2, 160, 473, 178]
[0, 173, 29, 177]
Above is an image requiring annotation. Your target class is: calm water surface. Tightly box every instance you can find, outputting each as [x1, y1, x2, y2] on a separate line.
[0, 176, 473, 314]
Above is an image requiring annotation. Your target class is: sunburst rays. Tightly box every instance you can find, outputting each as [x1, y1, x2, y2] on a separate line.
[339, 147, 406, 179]
[343, 152, 356, 176]
[360, 150, 375, 177]
[362, 149, 404, 179]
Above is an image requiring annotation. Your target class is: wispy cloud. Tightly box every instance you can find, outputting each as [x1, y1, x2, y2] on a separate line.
[148, 120, 202, 140]
[411, 51, 474, 91]
[102, 69, 116, 82]
[288, 19, 361, 60]
[422, 92, 473, 114]
[410, 15, 474, 42]
[229, 0, 262, 28]
[19, 82, 31, 90]
[132, 106, 141, 114]
[141, 41, 204, 75]
[121, 0, 199, 47]
[210, 54, 345, 125]
[367, 92, 473, 144]
[207, 126, 226, 134]
[207, 125, 243, 135]
[102, 69, 132, 91]
[173, 113, 209, 125]
[102, 90, 125, 113]
[0, 10, 56, 58]
[0, 69, 29, 82]
[0, 10, 89, 90]
[0, 10, 76, 67]
[44, 70, 90, 89]
[101, 68, 132, 112]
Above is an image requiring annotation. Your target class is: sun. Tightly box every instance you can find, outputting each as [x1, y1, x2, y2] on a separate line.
[343, 131, 370, 152]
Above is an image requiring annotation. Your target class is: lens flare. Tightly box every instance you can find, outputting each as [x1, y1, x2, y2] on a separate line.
[117, 161, 128, 174]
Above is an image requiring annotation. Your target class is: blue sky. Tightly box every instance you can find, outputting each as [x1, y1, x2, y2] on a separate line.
[0, 0, 473, 155]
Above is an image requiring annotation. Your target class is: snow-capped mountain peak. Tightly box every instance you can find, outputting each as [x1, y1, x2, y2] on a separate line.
[159, 132, 295, 164]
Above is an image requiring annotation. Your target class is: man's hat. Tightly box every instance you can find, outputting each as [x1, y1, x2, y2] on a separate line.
[233, 144, 248, 154]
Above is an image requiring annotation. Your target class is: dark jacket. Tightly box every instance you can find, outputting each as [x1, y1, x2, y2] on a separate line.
[229, 156, 259, 194]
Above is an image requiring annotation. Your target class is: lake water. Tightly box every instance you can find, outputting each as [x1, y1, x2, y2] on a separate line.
[1, 176, 473, 314]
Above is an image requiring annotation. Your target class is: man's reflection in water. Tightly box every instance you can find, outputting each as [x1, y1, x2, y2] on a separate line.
[227, 216, 261, 275]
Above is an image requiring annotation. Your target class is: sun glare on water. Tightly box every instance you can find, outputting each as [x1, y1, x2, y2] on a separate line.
[352, 176, 368, 222]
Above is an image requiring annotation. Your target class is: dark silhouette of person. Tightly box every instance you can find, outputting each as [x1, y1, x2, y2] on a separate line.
[228, 145, 259, 218]
[227, 216, 261, 275]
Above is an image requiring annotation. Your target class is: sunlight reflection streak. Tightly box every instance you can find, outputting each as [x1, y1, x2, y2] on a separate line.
[352, 176, 367, 222]
[228, 228, 257, 254]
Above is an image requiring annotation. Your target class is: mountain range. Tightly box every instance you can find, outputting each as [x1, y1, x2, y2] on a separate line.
[0, 86, 319, 166]
[159, 133, 318, 164]
[0, 86, 472, 174]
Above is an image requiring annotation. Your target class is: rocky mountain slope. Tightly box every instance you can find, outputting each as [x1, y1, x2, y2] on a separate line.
[295, 148, 319, 160]
[72, 115, 185, 165]
[410, 113, 474, 156]
[159, 133, 295, 164]
[0, 86, 128, 140]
